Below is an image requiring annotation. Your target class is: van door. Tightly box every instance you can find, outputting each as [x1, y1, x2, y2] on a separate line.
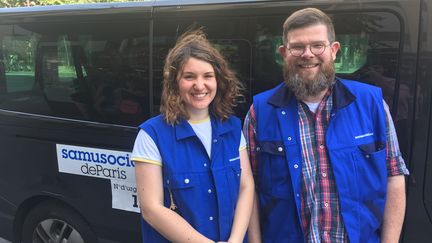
[404, 0, 432, 242]
[0, 8, 153, 242]
[152, 0, 424, 241]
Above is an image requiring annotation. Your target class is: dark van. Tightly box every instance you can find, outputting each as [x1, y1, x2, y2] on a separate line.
[0, 0, 431, 242]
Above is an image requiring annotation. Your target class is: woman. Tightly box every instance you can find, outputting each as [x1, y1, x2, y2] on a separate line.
[131, 30, 254, 243]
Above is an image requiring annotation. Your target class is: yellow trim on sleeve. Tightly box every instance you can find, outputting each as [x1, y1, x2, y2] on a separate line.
[131, 157, 162, 166]
[239, 145, 247, 151]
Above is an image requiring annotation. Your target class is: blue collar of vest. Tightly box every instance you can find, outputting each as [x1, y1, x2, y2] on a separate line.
[267, 78, 355, 110]
[175, 115, 232, 140]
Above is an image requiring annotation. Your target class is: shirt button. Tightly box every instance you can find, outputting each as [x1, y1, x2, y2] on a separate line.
[256, 147, 261, 152]
[365, 154, 370, 159]
[208, 189, 212, 193]
[277, 147, 283, 152]
[287, 136, 292, 141]
[296, 193, 300, 197]
[323, 231, 328, 236]
[184, 178, 190, 184]
[213, 139, 218, 143]
[281, 111, 286, 115]
[319, 144, 325, 149]
[293, 164, 299, 169]
[324, 202, 329, 207]
[322, 172, 327, 177]
[209, 216, 214, 221]
[203, 163, 207, 167]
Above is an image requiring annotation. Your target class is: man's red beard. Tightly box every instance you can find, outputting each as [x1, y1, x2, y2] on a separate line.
[283, 59, 336, 101]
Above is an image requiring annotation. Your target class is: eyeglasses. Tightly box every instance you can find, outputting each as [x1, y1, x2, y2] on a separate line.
[286, 43, 332, 57]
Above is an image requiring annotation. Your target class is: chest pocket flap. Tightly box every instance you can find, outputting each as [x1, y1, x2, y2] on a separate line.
[258, 141, 285, 155]
[164, 173, 197, 189]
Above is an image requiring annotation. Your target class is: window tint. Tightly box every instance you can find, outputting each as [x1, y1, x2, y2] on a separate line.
[0, 21, 150, 126]
[153, 10, 401, 120]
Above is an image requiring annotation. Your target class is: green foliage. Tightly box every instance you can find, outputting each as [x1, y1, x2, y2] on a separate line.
[0, 0, 141, 8]
[3, 36, 35, 73]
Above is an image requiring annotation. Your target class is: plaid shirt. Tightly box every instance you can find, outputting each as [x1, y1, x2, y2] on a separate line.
[243, 88, 409, 243]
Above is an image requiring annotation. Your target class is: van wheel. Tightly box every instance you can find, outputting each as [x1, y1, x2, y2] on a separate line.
[22, 201, 97, 243]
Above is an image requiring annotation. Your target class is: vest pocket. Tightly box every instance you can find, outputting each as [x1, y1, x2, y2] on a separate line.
[229, 160, 242, 203]
[356, 141, 386, 166]
[358, 141, 385, 154]
[163, 173, 197, 217]
[230, 160, 242, 183]
[353, 141, 387, 200]
[257, 141, 291, 199]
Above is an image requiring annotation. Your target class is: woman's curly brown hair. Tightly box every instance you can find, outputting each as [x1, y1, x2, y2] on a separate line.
[160, 29, 244, 125]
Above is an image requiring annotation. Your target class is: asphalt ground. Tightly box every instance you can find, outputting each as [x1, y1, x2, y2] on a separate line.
[0, 238, 11, 243]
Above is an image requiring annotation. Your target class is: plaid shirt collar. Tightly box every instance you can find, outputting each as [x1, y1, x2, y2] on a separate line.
[266, 77, 356, 111]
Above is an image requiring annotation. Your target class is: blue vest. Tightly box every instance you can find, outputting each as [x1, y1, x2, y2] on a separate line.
[138, 115, 243, 242]
[253, 79, 387, 243]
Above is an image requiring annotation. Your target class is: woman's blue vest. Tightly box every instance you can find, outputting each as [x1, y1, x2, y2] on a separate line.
[138, 115, 243, 242]
[253, 79, 387, 243]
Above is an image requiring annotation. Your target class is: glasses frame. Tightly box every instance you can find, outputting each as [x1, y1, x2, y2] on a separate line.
[286, 42, 333, 57]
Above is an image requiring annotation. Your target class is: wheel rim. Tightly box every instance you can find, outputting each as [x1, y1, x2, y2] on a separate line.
[32, 219, 85, 243]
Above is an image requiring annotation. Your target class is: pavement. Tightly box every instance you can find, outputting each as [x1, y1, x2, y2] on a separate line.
[0, 238, 11, 243]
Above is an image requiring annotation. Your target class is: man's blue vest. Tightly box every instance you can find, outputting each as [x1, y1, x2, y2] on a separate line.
[138, 115, 243, 242]
[253, 79, 387, 243]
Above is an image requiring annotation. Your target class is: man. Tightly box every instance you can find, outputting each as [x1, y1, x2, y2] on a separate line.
[244, 8, 409, 243]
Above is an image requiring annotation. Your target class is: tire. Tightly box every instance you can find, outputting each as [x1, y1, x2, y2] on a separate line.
[22, 200, 98, 243]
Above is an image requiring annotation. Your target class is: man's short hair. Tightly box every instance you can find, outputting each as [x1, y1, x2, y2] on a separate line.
[282, 8, 335, 45]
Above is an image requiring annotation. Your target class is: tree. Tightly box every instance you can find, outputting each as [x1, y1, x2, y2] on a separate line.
[0, 0, 140, 8]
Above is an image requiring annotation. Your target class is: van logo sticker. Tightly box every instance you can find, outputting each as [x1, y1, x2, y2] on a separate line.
[56, 144, 139, 213]
[354, 132, 374, 139]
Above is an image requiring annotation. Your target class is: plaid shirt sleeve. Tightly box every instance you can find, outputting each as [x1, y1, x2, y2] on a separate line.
[384, 101, 410, 176]
[243, 104, 258, 174]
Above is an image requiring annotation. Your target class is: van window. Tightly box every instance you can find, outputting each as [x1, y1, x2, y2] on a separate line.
[153, 9, 401, 118]
[251, 11, 402, 109]
[0, 21, 150, 126]
[58, 36, 78, 83]
[1, 27, 37, 93]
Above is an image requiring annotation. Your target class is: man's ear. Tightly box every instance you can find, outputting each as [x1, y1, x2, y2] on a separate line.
[279, 45, 287, 58]
[330, 41, 340, 61]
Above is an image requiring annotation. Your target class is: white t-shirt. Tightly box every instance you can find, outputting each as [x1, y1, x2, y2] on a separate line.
[131, 117, 246, 166]
[304, 101, 320, 113]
